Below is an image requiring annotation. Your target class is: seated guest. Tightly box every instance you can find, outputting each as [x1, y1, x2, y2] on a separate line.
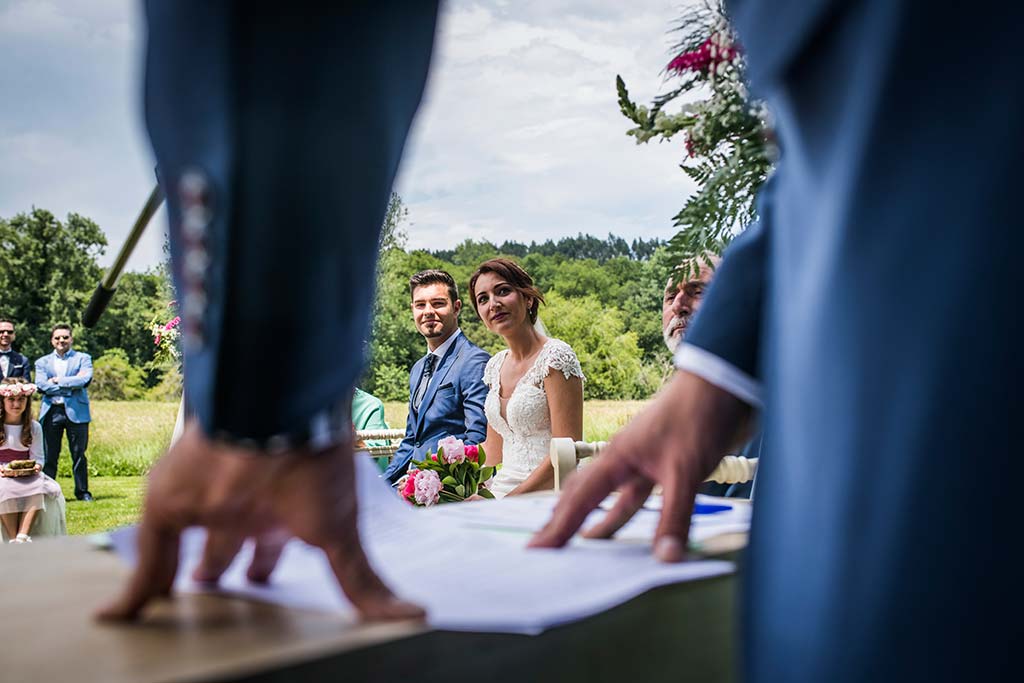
[0, 378, 67, 542]
[0, 319, 30, 379]
[662, 254, 762, 498]
[471, 258, 584, 497]
[383, 270, 490, 484]
[352, 387, 392, 471]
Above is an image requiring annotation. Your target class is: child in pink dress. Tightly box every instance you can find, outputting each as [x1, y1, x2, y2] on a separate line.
[0, 378, 67, 542]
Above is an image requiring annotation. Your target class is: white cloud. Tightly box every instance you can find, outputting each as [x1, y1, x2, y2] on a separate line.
[0, 0, 699, 269]
[396, 0, 699, 250]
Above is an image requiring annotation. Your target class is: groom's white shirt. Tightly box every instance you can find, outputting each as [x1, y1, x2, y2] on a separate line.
[428, 328, 462, 361]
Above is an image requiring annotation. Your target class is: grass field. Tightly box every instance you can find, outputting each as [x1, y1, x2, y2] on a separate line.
[48, 399, 649, 535]
[50, 400, 179, 477]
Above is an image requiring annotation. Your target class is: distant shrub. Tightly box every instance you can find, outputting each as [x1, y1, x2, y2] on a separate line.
[146, 365, 183, 401]
[91, 348, 147, 400]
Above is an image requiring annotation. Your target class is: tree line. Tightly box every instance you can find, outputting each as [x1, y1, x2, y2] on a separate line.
[2, 201, 678, 403]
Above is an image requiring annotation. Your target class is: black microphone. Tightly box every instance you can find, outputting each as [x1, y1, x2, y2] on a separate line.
[82, 183, 165, 328]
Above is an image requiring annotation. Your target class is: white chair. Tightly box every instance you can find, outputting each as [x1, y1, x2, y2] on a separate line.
[355, 429, 406, 461]
[549, 437, 758, 492]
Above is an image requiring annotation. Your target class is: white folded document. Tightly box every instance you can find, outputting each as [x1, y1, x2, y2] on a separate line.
[109, 458, 743, 635]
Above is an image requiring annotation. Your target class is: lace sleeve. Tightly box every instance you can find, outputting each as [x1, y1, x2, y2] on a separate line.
[483, 351, 506, 389]
[538, 339, 585, 383]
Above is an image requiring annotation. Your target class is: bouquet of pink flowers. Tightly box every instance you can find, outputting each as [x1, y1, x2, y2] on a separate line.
[395, 436, 499, 507]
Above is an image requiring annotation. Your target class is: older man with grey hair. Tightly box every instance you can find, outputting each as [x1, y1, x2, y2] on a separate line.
[662, 254, 759, 499]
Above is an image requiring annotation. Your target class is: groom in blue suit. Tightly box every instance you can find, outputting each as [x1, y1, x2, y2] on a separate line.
[35, 324, 93, 500]
[384, 269, 489, 484]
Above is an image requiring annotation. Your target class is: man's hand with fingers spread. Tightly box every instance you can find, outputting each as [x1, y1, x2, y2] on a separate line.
[529, 371, 751, 561]
[97, 421, 424, 622]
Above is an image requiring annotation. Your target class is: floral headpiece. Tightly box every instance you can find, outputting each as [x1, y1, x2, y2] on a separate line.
[0, 383, 37, 398]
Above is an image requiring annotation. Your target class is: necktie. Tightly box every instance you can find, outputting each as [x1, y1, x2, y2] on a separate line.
[413, 354, 438, 413]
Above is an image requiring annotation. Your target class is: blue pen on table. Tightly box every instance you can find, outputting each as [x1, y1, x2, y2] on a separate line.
[693, 502, 732, 515]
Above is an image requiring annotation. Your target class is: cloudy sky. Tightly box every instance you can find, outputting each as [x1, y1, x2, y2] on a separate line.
[0, 0, 696, 270]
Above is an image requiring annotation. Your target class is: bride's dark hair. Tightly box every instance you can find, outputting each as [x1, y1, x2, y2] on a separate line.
[468, 258, 545, 324]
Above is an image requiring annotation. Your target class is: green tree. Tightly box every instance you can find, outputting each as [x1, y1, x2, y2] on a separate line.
[91, 348, 147, 400]
[361, 196, 438, 400]
[0, 208, 106, 362]
[86, 271, 167, 383]
[542, 292, 658, 399]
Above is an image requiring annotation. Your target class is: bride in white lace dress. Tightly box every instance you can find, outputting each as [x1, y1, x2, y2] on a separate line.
[468, 259, 584, 498]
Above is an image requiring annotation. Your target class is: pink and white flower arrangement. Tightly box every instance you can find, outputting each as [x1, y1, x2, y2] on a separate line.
[149, 301, 182, 364]
[436, 435, 465, 464]
[413, 469, 443, 506]
[397, 437, 498, 506]
[0, 383, 37, 398]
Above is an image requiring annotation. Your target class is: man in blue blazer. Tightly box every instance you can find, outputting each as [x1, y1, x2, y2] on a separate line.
[384, 269, 489, 484]
[536, 2, 1020, 680]
[35, 324, 93, 501]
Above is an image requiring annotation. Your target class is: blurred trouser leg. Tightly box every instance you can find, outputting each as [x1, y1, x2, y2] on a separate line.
[66, 420, 90, 499]
[41, 407, 65, 480]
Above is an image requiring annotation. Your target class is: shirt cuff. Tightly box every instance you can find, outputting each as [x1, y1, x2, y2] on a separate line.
[674, 342, 763, 409]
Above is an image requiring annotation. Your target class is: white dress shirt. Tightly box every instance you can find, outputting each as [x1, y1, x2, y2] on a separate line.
[52, 353, 70, 404]
[674, 342, 763, 409]
[428, 328, 462, 361]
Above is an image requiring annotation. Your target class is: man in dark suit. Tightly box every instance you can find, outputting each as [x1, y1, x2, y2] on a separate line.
[383, 270, 489, 484]
[535, 2, 1019, 680]
[0, 319, 31, 380]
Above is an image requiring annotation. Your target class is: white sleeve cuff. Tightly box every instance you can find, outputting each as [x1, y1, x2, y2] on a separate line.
[674, 343, 763, 409]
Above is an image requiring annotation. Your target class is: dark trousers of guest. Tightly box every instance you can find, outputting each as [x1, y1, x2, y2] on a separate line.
[41, 405, 91, 499]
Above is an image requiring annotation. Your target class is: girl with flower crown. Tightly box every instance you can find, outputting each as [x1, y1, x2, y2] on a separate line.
[0, 377, 67, 542]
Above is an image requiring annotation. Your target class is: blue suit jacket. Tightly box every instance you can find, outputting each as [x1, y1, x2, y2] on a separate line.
[34, 350, 92, 423]
[383, 333, 489, 483]
[143, 0, 439, 444]
[686, 1, 1022, 680]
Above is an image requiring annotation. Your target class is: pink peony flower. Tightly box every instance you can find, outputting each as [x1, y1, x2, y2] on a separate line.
[164, 316, 181, 331]
[464, 444, 479, 462]
[437, 436, 466, 464]
[413, 469, 442, 507]
[154, 333, 162, 345]
[399, 471, 418, 498]
[667, 35, 738, 75]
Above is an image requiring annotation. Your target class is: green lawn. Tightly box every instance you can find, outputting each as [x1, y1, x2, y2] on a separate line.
[58, 476, 146, 535]
[54, 399, 649, 535]
[50, 400, 179, 477]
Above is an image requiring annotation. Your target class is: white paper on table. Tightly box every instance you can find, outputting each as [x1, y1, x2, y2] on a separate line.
[109, 458, 740, 635]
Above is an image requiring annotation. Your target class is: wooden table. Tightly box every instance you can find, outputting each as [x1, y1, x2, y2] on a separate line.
[8, 534, 742, 683]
